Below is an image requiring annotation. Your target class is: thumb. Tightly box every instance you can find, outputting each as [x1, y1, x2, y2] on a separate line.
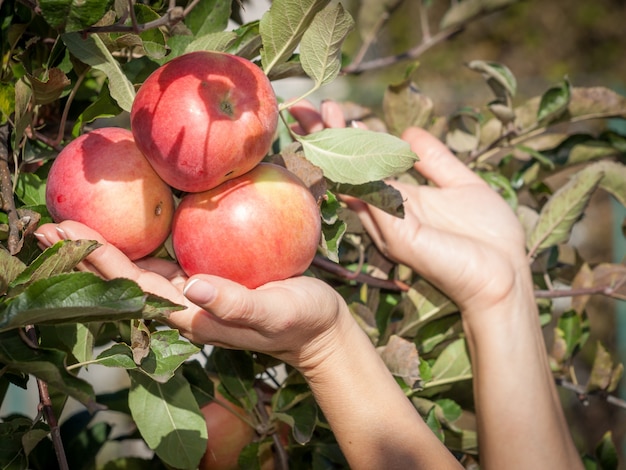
[182, 275, 260, 326]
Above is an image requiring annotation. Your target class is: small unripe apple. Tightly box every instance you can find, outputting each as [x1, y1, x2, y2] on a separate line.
[172, 163, 321, 288]
[45, 127, 175, 260]
[130, 51, 279, 193]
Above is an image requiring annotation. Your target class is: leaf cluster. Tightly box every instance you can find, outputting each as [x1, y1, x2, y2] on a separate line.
[0, 1, 625, 469]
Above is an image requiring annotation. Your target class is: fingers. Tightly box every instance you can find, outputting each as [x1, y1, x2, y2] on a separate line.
[288, 99, 346, 134]
[401, 127, 486, 188]
[34, 221, 187, 304]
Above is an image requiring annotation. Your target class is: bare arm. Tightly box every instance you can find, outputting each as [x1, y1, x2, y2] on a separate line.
[343, 125, 583, 469]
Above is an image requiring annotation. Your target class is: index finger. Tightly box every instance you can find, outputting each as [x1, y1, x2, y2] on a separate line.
[401, 127, 486, 188]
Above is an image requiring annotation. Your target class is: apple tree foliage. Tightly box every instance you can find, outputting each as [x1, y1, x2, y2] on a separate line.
[1, 0, 625, 469]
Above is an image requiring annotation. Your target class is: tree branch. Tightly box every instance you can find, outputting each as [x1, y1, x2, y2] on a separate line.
[534, 284, 624, 301]
[342, 26, 462, 75]
[556, 377, 626, 410]
[24, 325, 69, 470]
[312, 255, 410, 291]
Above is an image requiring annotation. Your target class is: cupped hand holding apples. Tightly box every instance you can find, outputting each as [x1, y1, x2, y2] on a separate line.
[45, 50, 321, 287]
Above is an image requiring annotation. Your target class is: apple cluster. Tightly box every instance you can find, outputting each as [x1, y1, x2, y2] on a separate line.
[46, 51, 321, 288]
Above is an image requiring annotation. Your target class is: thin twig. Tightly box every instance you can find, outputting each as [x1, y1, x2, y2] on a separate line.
[556, 377, 626, 410]
[342, 26, 462, 75]
[312, 255, 410, 291]
[534, 284, 623, 300]
[24, 325, 69, 470]
[0, 124, 21, 254]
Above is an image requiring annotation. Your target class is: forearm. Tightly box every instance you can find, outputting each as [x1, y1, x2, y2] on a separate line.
[462, 276, 583, 470]
[297, 310, 461, 470]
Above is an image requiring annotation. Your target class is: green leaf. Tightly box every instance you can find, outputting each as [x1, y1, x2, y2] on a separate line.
[139, 330, 201, 383]
[468, 60, 517, 98]
[0, 273, 146, 332]
[427, 338, 472, 388]
[211, 348, 257, 410]
[0, 248, 26, 293]
[95, 343, 138, 369]
[477, 170, 518, 209]
[595, 431, 619, 470]
[556, 310, 589, 359]
[299, 4, 354, 89]
[331, 180, 405, 218]
[62, 32, 136, 112]
[296, 128, 418, 184]
[595, 160, 626, 207]
[72, 84, 122, 136]
[129, 369, 207, 470]
[184, 31, 239, 54]
[0, 330, 98, 411]
[39, 0, 113, 31]
[273, 394, 318, 445]
[9, 239, 100, 296]
[184, 0, 231, 36]
[537, 77, 571, 123]
[14, 172, 46, 206]
[259, 0, 331, 75]
[527, 164, 604, 257]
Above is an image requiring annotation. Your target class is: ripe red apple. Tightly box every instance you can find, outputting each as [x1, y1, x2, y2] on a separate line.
[130, 51, 279, 193]
[200, 391, 275, 470]
[45, 127, 175, 260]
[172, 163, 321, 288]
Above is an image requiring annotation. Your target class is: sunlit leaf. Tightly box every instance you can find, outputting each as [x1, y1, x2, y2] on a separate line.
[0, 273, 146, 331]
[62, 32, 136, 112]
[427, 338, 472, 387]
[300, 4, 354, 89]
[129, 369, 207, 469]
[527, 164, 603, 257]
[184, 31, 239, 54]
[259, 0, 331, 74]
[296, 128, 418, 184]
[8, 240, 100, 296]
[184, 0, 231, 36]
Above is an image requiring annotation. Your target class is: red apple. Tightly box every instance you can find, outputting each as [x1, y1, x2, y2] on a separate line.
[130, 51, 279, 193]
[45, 127, 175, 260]
[172, 163, 321, 288]
[200, 391, 275, 470]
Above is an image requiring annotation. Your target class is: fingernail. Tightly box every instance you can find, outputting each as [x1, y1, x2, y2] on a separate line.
[55, 226, 67, 239]
[183, 278, 217, 305]
[33, 231, 51, 247]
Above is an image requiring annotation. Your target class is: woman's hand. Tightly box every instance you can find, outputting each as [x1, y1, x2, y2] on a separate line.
[34, 220, 350, 371]
[290, 100, 528, 316]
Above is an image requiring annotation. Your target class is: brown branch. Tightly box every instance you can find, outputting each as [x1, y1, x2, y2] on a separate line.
[534, 284, 624, 300]
[0, 123, 22, 255]
[81, 0, 201, 35]
[342, 26, 462, 75]
[556, 377, 626, 410]
[24, 325, 69, 470]
[312, 255, 410, 291]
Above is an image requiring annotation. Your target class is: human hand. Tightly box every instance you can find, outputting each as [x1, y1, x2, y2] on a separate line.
[289, 101, 529, 317]
[34, 221, 351, 371]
